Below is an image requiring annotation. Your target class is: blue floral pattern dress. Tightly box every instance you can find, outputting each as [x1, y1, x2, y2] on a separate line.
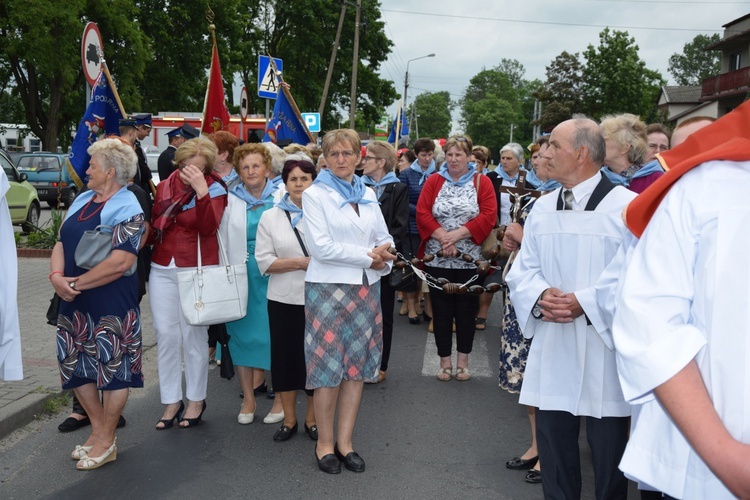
[498, 199, 534, 394]
[56, 202, 145, 390]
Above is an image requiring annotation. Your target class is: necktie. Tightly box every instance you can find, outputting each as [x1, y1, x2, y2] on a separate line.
[563, 189, 574, 210]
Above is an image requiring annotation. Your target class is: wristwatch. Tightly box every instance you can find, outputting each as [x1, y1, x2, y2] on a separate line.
[69, 281, 76, 289]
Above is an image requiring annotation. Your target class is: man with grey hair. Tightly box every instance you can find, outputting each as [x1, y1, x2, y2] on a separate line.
[506, 116, 636, 499]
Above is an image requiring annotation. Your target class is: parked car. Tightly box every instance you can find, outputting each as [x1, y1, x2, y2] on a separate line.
[16, 152, 78, 208]
[1, 149, 40, 232]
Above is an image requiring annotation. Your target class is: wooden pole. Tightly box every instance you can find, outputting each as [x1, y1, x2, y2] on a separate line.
[348, 0, 362, 129]
[317, 2, 347, 132]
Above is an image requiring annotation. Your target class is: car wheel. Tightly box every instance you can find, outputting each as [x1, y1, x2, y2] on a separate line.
[22, 201, 41, 233]
[65, 189, 77, 208]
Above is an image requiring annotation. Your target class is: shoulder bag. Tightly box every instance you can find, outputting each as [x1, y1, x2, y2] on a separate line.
[74, 224, 138, 276]
[473, 175, 508, 261]
[177, 232, 248, 326]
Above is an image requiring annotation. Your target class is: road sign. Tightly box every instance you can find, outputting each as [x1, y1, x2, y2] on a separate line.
[81, 22, 103, 86]
[301, 113, 321, 133]
[257, 56, 283, 99]
[239, 86, 249, 119]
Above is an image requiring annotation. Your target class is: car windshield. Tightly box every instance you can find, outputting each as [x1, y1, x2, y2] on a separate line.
[17, 156, 60, 172]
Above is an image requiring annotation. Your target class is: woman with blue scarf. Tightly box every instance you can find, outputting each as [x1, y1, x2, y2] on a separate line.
[303, 129, 395, 474]
[362, 141, 408, 383]
[224, 144, 277, 425]
[398, 137, 437, 324]
[417, 135, 497, 382]
[600, 113, 664, 194]
[255, 157, 318, 443]
[50, 139, 145, 469]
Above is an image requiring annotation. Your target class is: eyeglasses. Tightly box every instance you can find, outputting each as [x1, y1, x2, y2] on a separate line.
[363, 155, 381, 162]
[648, 143, 669, 151]
[327, 150, 357, 159]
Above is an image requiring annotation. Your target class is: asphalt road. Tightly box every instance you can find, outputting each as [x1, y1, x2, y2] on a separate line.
[0, 297, 636, 499]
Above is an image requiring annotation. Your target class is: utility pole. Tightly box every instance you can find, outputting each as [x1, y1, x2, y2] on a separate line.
[317, 3, 347, 131]
[348, 0, 362, 129]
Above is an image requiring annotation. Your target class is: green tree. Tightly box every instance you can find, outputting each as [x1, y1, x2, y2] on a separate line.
[241, 1, 398, 131]
[407, 91, 453, 139]
[0, 0, 147, 151]
[668, 33, 721, 85]
[535, 51, 584, 131]
[581, 28, 664, 121]
[460, 59, 531, 155]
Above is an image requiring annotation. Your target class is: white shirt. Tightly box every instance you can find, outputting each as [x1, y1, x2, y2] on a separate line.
[506, 176, 636, 418]
[613, 161, 750, 499]
[255, 206, 307, 305]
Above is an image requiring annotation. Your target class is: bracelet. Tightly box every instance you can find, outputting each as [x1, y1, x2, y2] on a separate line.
[49, 270, 63, 281]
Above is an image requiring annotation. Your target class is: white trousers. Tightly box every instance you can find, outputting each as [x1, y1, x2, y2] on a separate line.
[150, 266, 209, 404]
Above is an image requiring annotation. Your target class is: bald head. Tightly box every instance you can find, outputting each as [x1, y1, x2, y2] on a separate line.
[671, 118, 714, 148]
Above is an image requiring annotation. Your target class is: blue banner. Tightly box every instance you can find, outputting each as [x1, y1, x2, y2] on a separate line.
[387, 107, 409, 143]
[68, 71, 124, 187]
[263, 87, 310, 145]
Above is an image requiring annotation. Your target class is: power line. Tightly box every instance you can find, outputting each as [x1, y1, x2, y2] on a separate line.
[380, 8, 726, 32]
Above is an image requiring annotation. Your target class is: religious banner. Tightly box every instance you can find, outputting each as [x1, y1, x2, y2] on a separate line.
[263, 83, 314, 145]
[201, 36, 230, 134]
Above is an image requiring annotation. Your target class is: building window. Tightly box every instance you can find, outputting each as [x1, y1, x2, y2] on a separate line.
[730, 52, 741, 71]
[30, 138, 41, 152]
[5, 138, 17, 151]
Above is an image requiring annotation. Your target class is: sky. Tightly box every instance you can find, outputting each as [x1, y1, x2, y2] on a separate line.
[375, 0, 749, 132]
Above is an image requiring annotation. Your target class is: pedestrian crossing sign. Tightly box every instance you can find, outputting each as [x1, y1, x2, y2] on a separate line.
[257, 56, 283, 99]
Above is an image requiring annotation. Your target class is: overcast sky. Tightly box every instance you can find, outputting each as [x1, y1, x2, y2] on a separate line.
[376, 0, 749, 131]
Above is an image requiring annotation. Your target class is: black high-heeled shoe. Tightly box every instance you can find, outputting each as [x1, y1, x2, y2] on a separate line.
[155, 401, 184, 430]
[253, 381, 268, 395]
[179, 401, 206, 428]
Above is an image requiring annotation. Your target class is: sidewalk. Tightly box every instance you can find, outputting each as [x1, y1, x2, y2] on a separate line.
[0, 257, 156, 440]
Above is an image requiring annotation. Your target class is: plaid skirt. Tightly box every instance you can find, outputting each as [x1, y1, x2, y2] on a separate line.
[304, 280, 383, 389]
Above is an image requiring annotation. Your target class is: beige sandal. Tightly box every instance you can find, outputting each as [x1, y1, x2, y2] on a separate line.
[455, 367, 471, 381]
[437, 367, 452, 381]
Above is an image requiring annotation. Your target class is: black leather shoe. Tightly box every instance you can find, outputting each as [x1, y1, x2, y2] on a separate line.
[334, 443, 365, 472]
[408, 316, 421, 325]
[273, 422, 298, 442]
[525, 468, 542, 484]
[305, 423, 318, 441]
[315, 449, 341, 474]
[58, 415, 90, 433]
[117, 415, 127, 428]
[506, 455, 539, 470]
[253, 381, 267, 395]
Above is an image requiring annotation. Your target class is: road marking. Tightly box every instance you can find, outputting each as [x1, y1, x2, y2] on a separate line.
[421, 332, 494, 378]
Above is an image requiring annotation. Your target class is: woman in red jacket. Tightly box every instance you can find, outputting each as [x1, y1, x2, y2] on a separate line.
[149, 137, 227, 429]
[417, 135, 496, 382]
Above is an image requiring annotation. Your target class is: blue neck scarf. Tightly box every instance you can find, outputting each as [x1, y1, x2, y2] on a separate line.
[222, 169, 238, 184]
[525, 168, 542, 188]
[495, 167, 520, 183]
[537, 179, 562, 191]
[601, 166, 629, 186]
[271, 175, 283, 187]
[65, 185, 142, 226]
[631, 159, 664, 180]
[231, 179, 277, 208]
[313, 168, 377, 207]
[276, 192, 304, 227]
[439, 164, 477, 187]
[409, 159, 436, 185]
[362, 171, 400, 199]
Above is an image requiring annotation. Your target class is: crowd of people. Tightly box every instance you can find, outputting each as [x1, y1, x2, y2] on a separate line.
[37, 102, 750, 498]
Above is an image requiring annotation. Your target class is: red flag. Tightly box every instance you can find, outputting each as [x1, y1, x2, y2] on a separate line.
[202, 40, 230, 134]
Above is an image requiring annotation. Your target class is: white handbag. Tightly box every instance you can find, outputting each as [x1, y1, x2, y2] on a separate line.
[177, 232, 248, 326]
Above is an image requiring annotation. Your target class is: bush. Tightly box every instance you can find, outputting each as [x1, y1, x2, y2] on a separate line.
[16, 208, 64, 249]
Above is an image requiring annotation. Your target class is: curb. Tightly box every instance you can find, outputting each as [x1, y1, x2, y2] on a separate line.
[0, 391, 65, 441]
[17, 248, 53, 258]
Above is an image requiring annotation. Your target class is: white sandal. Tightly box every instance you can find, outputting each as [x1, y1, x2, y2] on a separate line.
[76, 440, 117, 470]
[71, 444, 93, 460]
[437, 367, 452, 381]
[455, 367, 471, 381]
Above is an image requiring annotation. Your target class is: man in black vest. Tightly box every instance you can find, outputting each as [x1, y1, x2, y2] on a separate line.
[157, 123, 200, 180]
[132, 113, 154, 198]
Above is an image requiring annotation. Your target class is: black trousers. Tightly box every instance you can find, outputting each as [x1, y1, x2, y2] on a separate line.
[536, 409, 629, 500]
[379, 277, 395, 371]
[425, 266, 479, 357]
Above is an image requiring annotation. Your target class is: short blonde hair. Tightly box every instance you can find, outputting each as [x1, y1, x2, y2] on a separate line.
[283, 143, 313, 161]
[322, 129, 361, 158]
[443, 135, 473, 156]
[88, 138, 138, 186]
[174, 137, 218, 175]
[233, 143, 272, 175]
[366, 141, 397, 173]
[600, 113, 648, 166]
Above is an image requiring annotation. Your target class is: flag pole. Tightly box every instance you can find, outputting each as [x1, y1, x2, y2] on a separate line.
[101, 61, 127, 118]
[394, 100, 402, 147]
[201, 12, 218, 135]
[267, 55, 315, 144]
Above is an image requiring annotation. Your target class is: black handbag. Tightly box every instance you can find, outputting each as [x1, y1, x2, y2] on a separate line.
[46, 293, 61, 326]
[388, 265, 417, 291]
[214, 324, 235, 380]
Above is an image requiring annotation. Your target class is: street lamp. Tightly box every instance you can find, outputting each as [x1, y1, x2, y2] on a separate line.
[401, 53, 435, 143]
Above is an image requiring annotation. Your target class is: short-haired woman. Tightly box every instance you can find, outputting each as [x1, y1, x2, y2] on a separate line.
[150, 137, 227, 429]
[50, 138, 145, 469]
[600, 113, 664, 193]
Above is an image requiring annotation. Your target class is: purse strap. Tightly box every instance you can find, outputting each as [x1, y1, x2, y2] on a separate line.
[474, 174, 500, 227]
[196, 231, 230, 273]
[284, 210, 308, 257]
